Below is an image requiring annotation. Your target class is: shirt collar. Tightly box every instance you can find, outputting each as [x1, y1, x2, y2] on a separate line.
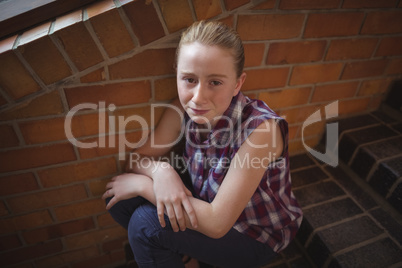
[185, 92, 250, 147]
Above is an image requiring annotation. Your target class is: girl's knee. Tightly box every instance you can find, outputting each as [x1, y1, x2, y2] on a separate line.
[106, 197, 146, 229]
[128, 203, 162, 239]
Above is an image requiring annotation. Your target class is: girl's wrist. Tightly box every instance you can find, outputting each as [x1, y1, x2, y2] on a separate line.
[152, 161, 174, 179]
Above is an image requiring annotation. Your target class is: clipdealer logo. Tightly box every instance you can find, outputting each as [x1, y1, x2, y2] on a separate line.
[64, 101, 339, 166]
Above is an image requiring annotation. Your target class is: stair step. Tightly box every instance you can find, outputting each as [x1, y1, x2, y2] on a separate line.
[287, 104, 402, 268]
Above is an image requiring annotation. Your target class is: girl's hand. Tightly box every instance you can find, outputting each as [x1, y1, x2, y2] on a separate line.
[102, 173, 149, 210]
[153, 163, 198, 232]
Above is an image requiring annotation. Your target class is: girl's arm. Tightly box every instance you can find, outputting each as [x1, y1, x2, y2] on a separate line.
[105, 119, 282, 238]
[123, 99, 198, 231]
[184, 119, 283, 238]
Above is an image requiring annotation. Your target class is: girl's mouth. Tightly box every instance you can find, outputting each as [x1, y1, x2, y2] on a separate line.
[190, 108, 209, 115]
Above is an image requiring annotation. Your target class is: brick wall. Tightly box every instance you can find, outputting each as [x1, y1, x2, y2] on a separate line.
[0, 0, 401, 267]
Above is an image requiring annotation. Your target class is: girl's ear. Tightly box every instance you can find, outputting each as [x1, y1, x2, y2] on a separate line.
[233, 72, 247, 96]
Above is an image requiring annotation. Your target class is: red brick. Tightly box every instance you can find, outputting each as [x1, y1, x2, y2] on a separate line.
[0, 124, 19, 148]
[72, 249, 125, 268]
[311, 82, 359, 103]
[110, 49, 176, 79]
[237, 14, 305, 40]
[0, 34, 16, 54]
[0, 143, 76, 173]
[361, 11, 402, 35]
[339, 97, 370, 115]
[0, 201, 8, 216]
[252, 0, 275, 9]
[244, 43, 265, 67]
[0, 51, 41, 100]
[242, 68, 289, 90]
[54, 22, 103, 71]
[193, 0, 222, 20]
[304, 12, 364, 38]
[341, 59, 388, 80]
[0, 234, 22, 251]
[65, 226, 126, 249]
[122, 0, 165, 45]
[326, 38, 378, 60]
[18, 35, 72, 85]
[77, 131, 144, 159]
[0, 210, 53, 235]
[288, 125, 299, 140]
[267, 41, 326, 64]
[20, 112, 108, 144]
[112, 105, 154, 130]
[38, 157, 117, 187]
[342, 0, 397, 8]
[358, 78, 393, 96]
[158, 0, 194, 32]
[0, 240, 62, 267]
[280, 104, 322, 124]
[219, 15, 235, 28]
[223, 0, 250, 10]
[102, 237, 127, 252]
[89, 9, 135, 58]
[88, 177, 109, 197]
[375, 36, 402, 57]
[80, 68, 106, 83]
[65, 81, 151, 108]
[299, 121, 326, 138]
[35, 246, 99, 268]
[288, 137, 309, 154]
[369, 95, 383, 110]
[280, 0, 340, 9]
[155, 77, 178, 101]
[0, 173, 39, 196]
[0, 91, 64, 121]
[97, 212, 118, 227]
[23, 218, 95, 244]
[0, 95, 7, 106]
[55, 198, 106, 221]
[386, 58, 402, 75]
[7, 184, 87, 213]
[259, 87, 312, 109]
[290, 63, 343, 85]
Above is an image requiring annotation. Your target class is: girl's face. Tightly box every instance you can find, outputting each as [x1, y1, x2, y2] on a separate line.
[177, 42, 246, 127]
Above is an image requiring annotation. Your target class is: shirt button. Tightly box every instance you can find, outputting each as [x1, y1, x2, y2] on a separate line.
[198, 176, 202, 180]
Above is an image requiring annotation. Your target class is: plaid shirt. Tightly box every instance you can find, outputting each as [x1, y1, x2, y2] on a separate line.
[183, 92, 302, 252]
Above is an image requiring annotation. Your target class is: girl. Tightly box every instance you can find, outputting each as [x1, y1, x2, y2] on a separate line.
[103, 20, 302, 268]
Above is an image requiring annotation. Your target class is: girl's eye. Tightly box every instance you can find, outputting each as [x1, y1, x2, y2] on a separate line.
[210, 81, 222, 86]
[185, 78, 197, 84]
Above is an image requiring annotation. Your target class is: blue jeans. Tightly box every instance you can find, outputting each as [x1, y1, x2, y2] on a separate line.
[107, 197, 276, 268]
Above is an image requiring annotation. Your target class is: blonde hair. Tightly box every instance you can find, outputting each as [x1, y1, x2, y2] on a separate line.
[176, 20, 245, 78]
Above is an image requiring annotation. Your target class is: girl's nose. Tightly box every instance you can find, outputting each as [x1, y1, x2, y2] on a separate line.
[192, 83, 208, 105]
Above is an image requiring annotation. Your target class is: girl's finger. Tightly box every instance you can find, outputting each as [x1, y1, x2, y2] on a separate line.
[105, 196, 117, 210]
[172, 202, 186, 231]
[165, 203, 179, 232]
[157, 201, 166, 228]
[182, 198, 198, 228]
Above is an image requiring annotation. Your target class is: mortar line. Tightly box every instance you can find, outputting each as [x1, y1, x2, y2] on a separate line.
[366, 151, 402, 183]
[113, 0, 140, 48]
[347, 134, 402, 166]
[152, 0, 169, 36]
[304, 213, 366, 250]
[386, 176, 402, 199]
[82, 9, 110, 61]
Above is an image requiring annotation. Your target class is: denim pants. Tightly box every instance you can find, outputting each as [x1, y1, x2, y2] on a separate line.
[106, 197, 277, 268]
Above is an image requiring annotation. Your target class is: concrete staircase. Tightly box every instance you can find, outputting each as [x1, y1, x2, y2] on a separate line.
[277, 85, 402, 267]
